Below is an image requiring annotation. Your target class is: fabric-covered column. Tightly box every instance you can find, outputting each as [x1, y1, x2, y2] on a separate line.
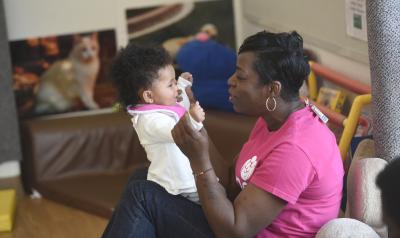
[0, 0, 22, 164]
[366, 0, 400, 162]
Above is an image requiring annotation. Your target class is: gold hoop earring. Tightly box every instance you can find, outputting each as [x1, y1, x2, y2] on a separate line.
[266, 96, 276, 112]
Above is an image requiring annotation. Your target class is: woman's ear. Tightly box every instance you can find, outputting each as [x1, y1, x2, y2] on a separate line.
[142, 90, 154, 104]
[270, 81, 282, 97]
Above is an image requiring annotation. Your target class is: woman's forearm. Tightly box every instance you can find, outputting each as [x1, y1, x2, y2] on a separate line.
[192, 158, 243, 238]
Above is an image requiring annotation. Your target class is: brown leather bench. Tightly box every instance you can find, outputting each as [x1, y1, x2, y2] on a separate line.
[20, 109, 256, 218]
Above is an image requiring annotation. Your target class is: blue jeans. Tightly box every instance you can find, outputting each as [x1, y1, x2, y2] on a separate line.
[102, 168, 214, 238]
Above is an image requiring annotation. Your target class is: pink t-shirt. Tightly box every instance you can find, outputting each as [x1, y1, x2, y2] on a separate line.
[235, 106, 344, 238]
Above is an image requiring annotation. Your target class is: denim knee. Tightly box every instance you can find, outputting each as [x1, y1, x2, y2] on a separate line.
[125, 180, 162, 204]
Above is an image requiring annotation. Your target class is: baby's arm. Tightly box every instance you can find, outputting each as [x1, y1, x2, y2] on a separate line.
[177, 72, 195, 110]
[178, 72, 204, 130]
[187, 101, 205, 131]
[189, 101, 205, 123]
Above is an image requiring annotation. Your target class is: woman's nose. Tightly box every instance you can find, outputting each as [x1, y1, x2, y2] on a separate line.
[228, 75, 236, 87]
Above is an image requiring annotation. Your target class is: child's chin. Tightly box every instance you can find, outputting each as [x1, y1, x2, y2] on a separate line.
[168, 101, 178, 106]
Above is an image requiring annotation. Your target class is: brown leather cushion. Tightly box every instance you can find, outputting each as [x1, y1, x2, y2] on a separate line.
[20, 111, 149, 217]
[36, 168, 144, 217]
[21, 111, 148, 184]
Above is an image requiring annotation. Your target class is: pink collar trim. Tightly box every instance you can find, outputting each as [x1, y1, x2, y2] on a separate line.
[127, 104, 186, 121]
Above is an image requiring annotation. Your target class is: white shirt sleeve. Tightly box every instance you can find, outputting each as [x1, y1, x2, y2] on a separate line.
[177, 77, 204, 131]
[177, 76, 192, 110]
[188, 114, 203, 131]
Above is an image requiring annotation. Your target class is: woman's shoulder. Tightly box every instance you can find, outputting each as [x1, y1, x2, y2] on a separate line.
[288, 109, 341, 164]
[292, 107, 334, 137]
[275, 108, 338, 153]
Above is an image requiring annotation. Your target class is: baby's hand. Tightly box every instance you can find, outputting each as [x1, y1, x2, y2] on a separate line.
[180, 72, 193, 83]
[189, 101, 205, 123]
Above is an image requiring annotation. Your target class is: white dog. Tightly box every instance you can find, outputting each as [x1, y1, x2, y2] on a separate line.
[35, 33, 100, 114]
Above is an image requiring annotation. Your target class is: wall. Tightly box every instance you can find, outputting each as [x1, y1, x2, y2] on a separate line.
[4, 0, 217, 48]
[233, 0, 371, 85]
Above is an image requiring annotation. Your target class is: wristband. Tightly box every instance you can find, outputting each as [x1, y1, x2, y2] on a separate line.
[193, 167, 213, 178]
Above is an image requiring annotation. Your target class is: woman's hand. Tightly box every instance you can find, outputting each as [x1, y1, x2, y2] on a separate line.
[172, 113, 210, 169]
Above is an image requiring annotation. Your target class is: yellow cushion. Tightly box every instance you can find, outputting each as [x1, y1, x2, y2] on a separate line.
[0, 189, 16, 232]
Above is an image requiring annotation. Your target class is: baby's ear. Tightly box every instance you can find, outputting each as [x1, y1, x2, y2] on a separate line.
[142, 90, 154, 104]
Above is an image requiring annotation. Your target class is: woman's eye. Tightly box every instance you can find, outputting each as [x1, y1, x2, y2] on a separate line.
[236, 75, 245, 81]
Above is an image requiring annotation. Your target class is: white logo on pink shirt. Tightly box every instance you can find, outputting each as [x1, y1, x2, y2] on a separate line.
[240, 156, 258, 181]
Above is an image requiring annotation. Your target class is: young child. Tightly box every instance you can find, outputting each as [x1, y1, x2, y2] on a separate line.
[376, 158, 400, 237]
[111, 43, 205, 203]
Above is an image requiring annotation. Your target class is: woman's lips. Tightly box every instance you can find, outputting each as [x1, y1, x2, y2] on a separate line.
[228, 88, 237, 103]
[228, 93, 235, 102]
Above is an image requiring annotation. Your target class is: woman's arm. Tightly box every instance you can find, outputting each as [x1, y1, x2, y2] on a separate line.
[199, 175, 286, 238]
[172, 114, 286, 238]
[226, 155, 241, 202]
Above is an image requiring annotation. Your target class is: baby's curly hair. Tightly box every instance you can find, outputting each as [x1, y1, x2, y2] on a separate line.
[111, 43, 172, 108]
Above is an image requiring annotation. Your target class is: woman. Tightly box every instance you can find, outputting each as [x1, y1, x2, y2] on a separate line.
[102, 31, 344, 238]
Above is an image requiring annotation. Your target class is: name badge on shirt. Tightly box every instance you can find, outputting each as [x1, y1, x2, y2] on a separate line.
[304, 98, 329, 124]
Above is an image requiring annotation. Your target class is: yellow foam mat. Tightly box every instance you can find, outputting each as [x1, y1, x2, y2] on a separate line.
[0, 189, 16, 232]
